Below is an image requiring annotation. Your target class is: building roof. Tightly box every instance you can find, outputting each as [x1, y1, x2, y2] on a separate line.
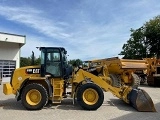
[0, 32, 26, 47]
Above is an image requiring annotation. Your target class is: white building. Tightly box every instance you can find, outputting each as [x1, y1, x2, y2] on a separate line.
[0, 32, 26, 83]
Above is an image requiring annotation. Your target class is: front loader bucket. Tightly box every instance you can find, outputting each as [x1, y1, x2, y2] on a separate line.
[128, 89, 156, 112]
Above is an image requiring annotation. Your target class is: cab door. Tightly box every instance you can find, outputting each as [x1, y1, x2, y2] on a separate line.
[41, 48, 62, 77]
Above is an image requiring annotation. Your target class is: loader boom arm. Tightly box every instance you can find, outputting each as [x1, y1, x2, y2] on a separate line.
[73, 68, 156, 112]
[73, 69, 132, 103]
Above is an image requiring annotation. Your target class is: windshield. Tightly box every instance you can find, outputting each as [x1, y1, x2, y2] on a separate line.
[46, 49, 61, 77]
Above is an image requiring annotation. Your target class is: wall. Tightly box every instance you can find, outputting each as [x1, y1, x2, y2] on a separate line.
[0, 41, 20, 68]
[0, 32, 26, 82]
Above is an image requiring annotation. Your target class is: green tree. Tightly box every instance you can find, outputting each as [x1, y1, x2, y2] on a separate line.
[144, 15, 160, 58]
[68, 59, 83, 67]
[20, 57, 31, 67]
[20, 51, 41, 68]
[119, 15, 160, 59]
[34, 56, 41, 65]
[20, 56, 41, 67]
[119, 28, 146, 59]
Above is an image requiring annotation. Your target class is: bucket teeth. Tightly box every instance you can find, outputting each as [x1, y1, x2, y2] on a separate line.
[128, 89, 156, 112]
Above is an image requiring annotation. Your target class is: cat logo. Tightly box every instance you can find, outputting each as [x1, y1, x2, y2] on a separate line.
[26, 68, 40, 74]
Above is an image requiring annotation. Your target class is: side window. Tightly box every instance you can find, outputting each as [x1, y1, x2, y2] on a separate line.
[53, 53, 60, 61]
[47, 52, 60, 62]
[47, 53, 52, 61]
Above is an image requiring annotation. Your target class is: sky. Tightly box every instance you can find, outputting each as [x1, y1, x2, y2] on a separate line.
[0, 0, 160, 61]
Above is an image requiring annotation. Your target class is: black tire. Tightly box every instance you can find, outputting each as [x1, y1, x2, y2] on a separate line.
[109, 74, 121, 87]
[21, 83, 48, 110]
[77, 83, 104, 110]
[131, 73, 140, 88]
[140, 77, 145, 84]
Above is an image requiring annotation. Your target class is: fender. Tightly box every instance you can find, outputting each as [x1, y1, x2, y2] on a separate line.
[74, 79, 93, 94]
[16, 79, 52, 101]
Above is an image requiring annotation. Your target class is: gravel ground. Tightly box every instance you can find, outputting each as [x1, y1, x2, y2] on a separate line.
[0, 84, 160, 120]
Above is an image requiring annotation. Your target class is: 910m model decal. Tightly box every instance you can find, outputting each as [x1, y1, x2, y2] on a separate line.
[26, 68, 40, 74]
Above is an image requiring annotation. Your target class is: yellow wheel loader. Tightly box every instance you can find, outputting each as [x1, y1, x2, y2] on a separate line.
[3, 47, 156, 111]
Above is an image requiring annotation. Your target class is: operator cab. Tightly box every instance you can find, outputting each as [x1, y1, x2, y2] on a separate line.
[39, 47, 69, 78]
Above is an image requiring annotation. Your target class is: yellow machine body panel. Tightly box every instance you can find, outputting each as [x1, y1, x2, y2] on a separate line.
[3, 83, 13, 95]
[102, 57, 147, 73]
[3, 65, 41, 95]
[144, 57, 160, 86]
[91, 57, 147, 72]
[120, 59, 147, 69]
[144, 58, 157, 75]
[87, 57, 148, 86]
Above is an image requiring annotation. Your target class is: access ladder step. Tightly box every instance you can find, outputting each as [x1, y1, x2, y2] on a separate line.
[53, 100, 61, 104]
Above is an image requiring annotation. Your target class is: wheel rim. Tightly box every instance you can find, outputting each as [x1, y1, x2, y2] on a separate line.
[82, 88, 99, 105]
[26, 89, 42, 105]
